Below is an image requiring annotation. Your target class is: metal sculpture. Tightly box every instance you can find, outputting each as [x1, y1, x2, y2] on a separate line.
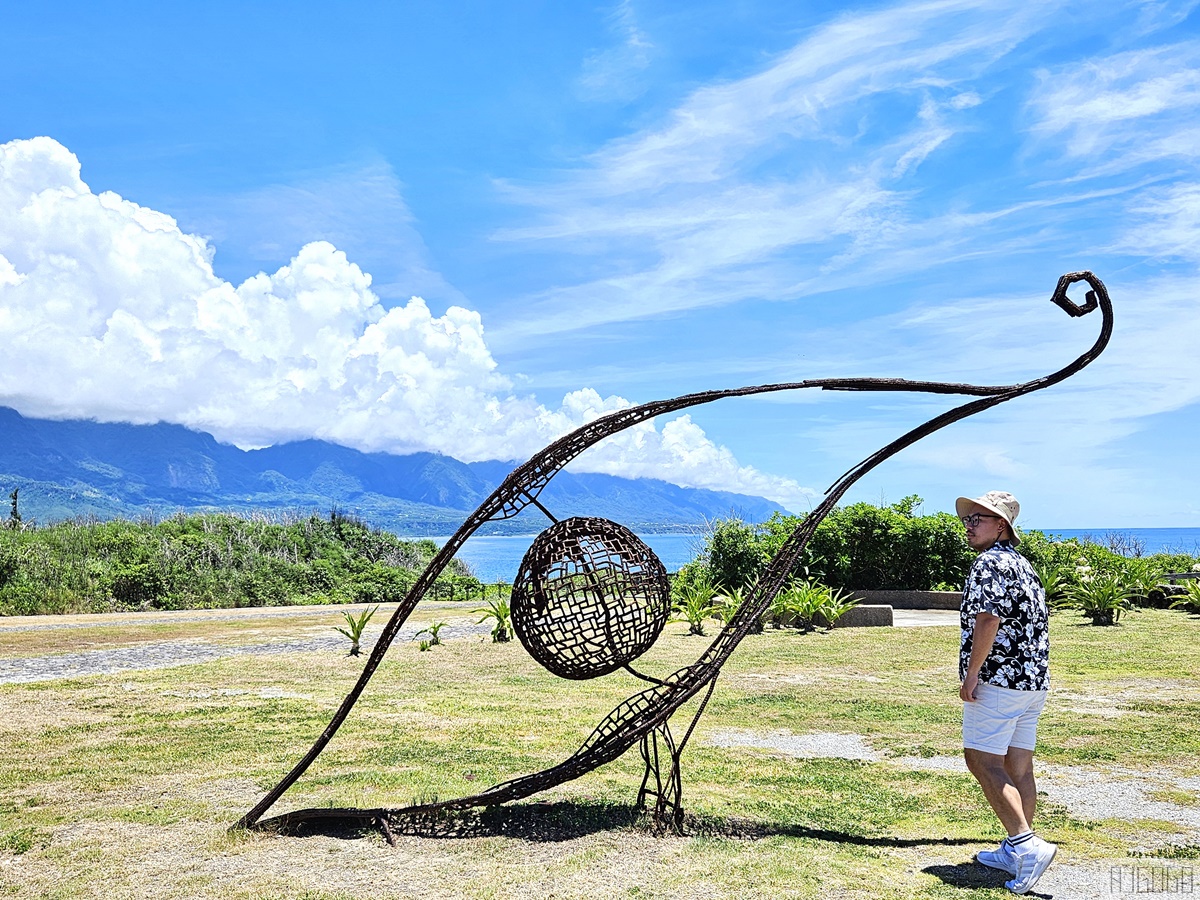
[511, 517, 671, 681]
[235, 272, 1113, 838]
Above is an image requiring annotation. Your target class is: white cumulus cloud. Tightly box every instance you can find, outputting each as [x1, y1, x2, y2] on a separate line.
[0, 137, 810, 509]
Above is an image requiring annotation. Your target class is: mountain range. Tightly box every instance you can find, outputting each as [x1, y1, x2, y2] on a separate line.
[0, 407, 786, 534]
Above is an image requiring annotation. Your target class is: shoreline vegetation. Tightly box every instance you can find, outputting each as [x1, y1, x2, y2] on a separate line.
[2, 500, 1199, 618]
[0, 508, 484, 617]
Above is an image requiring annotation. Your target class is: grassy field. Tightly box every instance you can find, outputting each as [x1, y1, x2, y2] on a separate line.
[1, 606, 1197, 899]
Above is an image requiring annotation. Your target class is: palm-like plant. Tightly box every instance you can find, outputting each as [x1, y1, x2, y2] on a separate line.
[711, 586, 739, 624]
[414, 621, 447, 648]
[770, 581, 821, 632]
[1170, 579, 1200, 615]
[814, 586, 859, 631]
[1067, 571, 1136, 626]
[671, 579, 717, 636]
[1117, 558, 1160, 604]
[1033, 561, 1072, 610]
[767, 590, 792, 629]
[334, 605, 378, 656]
[473, 599, 512, 643]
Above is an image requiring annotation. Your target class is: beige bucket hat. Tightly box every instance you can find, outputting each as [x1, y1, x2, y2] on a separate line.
[955, 490, 1021, 545]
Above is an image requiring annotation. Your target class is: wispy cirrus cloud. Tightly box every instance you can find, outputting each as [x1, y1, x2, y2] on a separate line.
[1116, 183, 1200, 261]
[1023, 33, 1200, 263]
[491, 0, 1063, 343]
[180, 160, 464, 306]
[577, 0, 655, 103]
[1026, 42, 1200, 169]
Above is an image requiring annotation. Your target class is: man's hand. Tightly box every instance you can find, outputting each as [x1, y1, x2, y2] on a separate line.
[960, 671, 979, 702]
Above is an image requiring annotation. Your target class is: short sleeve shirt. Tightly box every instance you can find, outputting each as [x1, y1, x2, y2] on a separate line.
[960, 541, 1049, 691]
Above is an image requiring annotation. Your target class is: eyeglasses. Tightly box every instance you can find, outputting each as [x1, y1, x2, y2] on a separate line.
[960, 513, 1002, 528]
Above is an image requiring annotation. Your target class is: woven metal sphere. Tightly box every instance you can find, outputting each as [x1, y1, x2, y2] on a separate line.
[511, 517, 670, 680]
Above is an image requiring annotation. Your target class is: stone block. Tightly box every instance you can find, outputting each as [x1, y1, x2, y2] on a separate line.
[849, 590, 960, 610]
[824, 604, 893, 628]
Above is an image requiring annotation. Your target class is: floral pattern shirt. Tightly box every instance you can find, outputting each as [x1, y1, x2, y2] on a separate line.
[960, 541, 1050, 691]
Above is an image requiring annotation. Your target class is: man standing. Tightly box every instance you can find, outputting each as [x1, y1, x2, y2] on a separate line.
[956, 491, 1055, 895]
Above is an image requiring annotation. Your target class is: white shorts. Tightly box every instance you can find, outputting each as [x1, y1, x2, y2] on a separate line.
[963, 682, 1048, 755]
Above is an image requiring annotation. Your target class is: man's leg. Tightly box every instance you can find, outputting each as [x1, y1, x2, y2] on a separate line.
[964, 748, 1030, 836]
[1004, 747, 1037, 829]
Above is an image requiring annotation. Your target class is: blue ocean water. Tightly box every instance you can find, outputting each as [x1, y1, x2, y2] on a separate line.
[1030, 528, 1200, 557]
[430, 532, 708, 583]
[433, 528, 1200, 583]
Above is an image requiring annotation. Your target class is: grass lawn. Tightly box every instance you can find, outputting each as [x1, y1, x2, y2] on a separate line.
[1, 606, 1198, 899]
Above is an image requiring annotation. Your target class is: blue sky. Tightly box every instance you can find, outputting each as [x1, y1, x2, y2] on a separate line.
[1, 0, 1198, 527]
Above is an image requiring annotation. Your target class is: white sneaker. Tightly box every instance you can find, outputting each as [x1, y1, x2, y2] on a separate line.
[976, 840, 1017, 875]
[1005, 836, 1057, 895]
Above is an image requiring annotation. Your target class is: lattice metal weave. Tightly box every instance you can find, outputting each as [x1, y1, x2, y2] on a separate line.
[511, 517, 670, 680]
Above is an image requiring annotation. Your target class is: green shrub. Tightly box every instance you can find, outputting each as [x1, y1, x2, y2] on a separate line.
[706, 518, 766, 593]
[1020, 530, 1193, 613]
[814, 586, 859, 630]
[697, 497, 975, 593]
[768, 580, 856, 632]
[0, 511, 475, 615]
[106, 561, 166, 608]
[1065, 571, 1137, 626]
[711, 585, 764, 633]
[1033, 560, 1071, 609]
[805, 498, 973, 590]
[774, 581, 827, 632]
[0, 546, 17, 590]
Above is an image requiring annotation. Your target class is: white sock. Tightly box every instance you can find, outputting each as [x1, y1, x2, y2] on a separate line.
[1007, 830, 1035, 851]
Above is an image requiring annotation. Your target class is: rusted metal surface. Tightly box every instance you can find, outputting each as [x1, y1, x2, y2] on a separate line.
[235, 272, 1113, 837]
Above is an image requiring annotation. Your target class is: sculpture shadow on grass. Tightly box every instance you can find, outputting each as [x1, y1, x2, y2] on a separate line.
[272, 799, 984, 850]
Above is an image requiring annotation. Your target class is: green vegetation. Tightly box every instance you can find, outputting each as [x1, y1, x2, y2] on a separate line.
[772, 581, 859, 632]
[0, 608, 1196, 898]
[414, 620, 447, 649]
[0, 509, 479, 616]
[1169, 578, 1200, 615]
[1064, 570, 1137, 626]
[712, 585, 759, 631]
[670, 569, 858, 635]
[473, 597, 512, 642]
[1018, 531, 1199, 625]
[701, 496, 974, 593]
[688, 500, 1200, 628]
[333, 606, 378, 656]
[671, 573, 719, 635]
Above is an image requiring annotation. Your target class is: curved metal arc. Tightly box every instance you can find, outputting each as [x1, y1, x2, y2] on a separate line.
[237, 272, 1112, 832]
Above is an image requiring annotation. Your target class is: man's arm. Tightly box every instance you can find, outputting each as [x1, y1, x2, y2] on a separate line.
[960, 611, 1001, 702]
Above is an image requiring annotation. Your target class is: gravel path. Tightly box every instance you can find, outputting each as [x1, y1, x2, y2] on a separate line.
[0, 608, 491, 684]
[0, 605, 956, 685]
